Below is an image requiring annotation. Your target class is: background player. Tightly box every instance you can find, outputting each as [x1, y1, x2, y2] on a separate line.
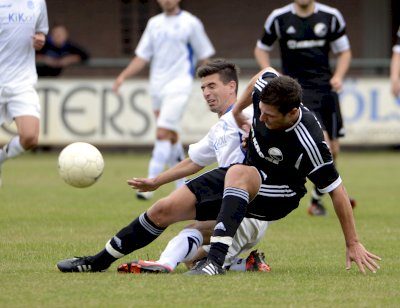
[390, 25, 400, 97]
[112, 0, 215, 200]
[254, 0, 353, 215]
[0, 0, 49, 187]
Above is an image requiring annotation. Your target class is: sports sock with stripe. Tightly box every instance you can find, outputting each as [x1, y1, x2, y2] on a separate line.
[208, 187, 248, 266]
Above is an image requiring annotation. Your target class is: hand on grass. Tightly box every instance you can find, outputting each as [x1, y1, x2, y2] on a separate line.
[346, 242, 381, 274]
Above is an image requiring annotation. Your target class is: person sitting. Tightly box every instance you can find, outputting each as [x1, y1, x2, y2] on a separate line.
[36, 24, 89, 77]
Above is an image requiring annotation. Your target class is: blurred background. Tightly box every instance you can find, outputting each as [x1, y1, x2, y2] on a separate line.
[1, 0, 400, 148]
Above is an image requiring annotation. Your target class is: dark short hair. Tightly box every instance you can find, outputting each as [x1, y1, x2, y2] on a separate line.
[260, 75, 302, 115]
[196, 59, 239, 94]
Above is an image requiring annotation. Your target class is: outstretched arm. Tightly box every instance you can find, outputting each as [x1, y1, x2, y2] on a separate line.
[127, 158, 203, 192]
[329, 184, 381, 274]
[113, 56, 148, 93]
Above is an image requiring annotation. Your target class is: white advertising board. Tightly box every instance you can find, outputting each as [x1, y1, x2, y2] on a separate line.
[1, 78, 399, 146]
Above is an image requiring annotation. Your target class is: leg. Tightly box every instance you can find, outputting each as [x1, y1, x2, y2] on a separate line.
[186, 165, 261, 275]
[57, 185, 197, 272]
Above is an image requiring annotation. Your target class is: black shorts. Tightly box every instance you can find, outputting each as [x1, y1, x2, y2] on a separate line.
[186, 166, 304, 222]
[302, 89, 345, 139]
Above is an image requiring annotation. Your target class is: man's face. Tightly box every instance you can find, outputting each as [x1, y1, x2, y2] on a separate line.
[258, 102, 294, 130]
[51, 26, 68, 47]
[157, 0, 181, 14]
[201, 73, 236, 115]
[294, 0, 314, 9]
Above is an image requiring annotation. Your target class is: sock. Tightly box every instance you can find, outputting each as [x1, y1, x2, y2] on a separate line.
[311, 186, 324, 201]
[208, 187, 249, 266]
[91, 212, 165, 270]
[228, 257, 247, 271]
[158, 228, 203, 269]
[148, 140, 172, 178]
[0, 136, 25, 164]
[168, 141, 186, 189]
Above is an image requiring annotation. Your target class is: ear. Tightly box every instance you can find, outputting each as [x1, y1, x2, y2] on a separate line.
[229, 80, 237, 92]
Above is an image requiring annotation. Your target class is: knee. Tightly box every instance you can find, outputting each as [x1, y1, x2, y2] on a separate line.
[146, 198, 176, 227]
[156, 128, 177, 142]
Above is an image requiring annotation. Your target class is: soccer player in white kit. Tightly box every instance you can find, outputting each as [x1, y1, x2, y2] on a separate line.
[113, 0, 215, 200]
[0, 0, 49, 187]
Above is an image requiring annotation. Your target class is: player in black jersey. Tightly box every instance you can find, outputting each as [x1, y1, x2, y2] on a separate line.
[390, 26, 400, 97]
[187, 69, 380, 276]
[254, 0, 353, 215]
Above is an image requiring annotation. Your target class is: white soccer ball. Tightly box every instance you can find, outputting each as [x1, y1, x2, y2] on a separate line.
[58, 142, 104, 188]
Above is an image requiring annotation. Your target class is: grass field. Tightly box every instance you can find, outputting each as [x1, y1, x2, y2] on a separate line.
[0, 150, 399, 307]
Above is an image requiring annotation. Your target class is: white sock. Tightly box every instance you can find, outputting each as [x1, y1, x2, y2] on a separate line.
[0, 136, 25, 164]
[168, 141, 186, 189]
[228, 257, 247, 272]
[148, 140, 172, 178]
[158, 228, 203, 270]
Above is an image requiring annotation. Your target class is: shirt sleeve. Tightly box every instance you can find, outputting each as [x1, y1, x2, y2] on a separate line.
[188, 16, 215, 60]
[256, 12, 279, 51]
[135, 20, 153, 61]
[36, 0, 49, 34]
[188, 133, 217, 167]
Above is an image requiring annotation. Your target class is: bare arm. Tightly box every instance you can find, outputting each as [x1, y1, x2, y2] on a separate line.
[254, 46, 271, 69]
[127, 158, 204, 192]
[113, 56, 148, 93]
[390, 52, 400, 96]
[329, 184, 381, 273]
[330, 49, 352, 92]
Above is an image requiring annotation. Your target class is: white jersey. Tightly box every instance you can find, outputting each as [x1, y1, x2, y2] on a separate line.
[0, 0, 48, 89]
[135, 10, 215, 96]
[188, 106, 253, 168]
[393, 26, 400, 54]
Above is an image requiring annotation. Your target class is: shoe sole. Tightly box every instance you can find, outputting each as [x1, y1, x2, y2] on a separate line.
[118, 261, 171, 274]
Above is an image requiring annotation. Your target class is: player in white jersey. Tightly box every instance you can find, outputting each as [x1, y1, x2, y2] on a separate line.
[112, 0, 215, 200]
[0, 0, 49, 187]
[56, 60, 270, 274]
[390, 26, 400, 97]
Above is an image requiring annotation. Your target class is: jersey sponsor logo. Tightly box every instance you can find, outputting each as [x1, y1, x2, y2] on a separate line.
[287, 39, 325, 49]
[27, 0, 35, 10]
[314, 23, 328, 37]
[1, 12, 35, 24]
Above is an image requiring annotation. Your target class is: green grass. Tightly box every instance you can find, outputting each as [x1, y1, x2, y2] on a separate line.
[0, 150, 399, 307]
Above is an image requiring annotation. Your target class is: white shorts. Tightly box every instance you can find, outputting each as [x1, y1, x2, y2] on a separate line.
[0, 86, 40, 126]
[203, 218, 270, 268]
[152, 92, 191, 132]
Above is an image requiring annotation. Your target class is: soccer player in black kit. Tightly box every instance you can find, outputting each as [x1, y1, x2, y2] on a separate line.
[187, 69, 380, 275]
[254, 0, 354, 215]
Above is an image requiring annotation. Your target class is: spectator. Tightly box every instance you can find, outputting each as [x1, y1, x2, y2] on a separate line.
[36, 24, 89, 76]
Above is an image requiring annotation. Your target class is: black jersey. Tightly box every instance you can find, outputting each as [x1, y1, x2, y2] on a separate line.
[257, 2, 350, 89]
[245, 70, 340, 198]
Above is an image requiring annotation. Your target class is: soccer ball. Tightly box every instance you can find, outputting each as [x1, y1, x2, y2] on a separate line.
[58, 142, 104, 188]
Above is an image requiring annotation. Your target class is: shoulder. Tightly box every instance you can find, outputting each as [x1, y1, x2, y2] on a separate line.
[315, 2, 344, 19]
[180, 10, 203, 26]
[254, 68, 279, 94]
[268, 3, 293, 20]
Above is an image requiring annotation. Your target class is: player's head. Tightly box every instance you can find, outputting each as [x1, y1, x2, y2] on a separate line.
[157, 0, 181, 15]
[259, 75, 302, 130]
[197, 59, 239, 116]
[50, 24, 69, 47]
[197, 59, 239, 94]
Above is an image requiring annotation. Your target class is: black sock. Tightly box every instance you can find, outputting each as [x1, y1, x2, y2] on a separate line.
[91, 212, 165, 270]
[208, 187, 248, 266]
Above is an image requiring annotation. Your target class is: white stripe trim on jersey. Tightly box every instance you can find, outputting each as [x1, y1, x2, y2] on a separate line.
[258, 184, 297, 197]
[105, 240, 125, 258]
[294, 123, 324, 168]
[265, 4, 292, 34]
[316, 3, 346, 31]
[139, 213, 164, 236]
[223, 187, 249, 201]
[318, 176, 342, 194]
[308, 160, 335, 176]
